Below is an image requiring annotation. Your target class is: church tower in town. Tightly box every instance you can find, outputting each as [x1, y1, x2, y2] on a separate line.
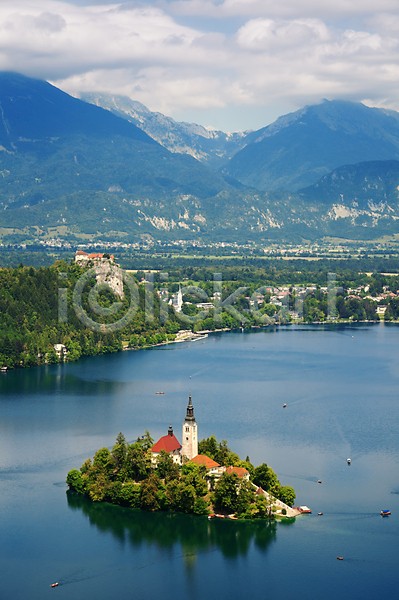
[181, 393, 198, 461]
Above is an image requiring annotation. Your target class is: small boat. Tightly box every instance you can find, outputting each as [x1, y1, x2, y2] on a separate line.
[347, 458, 351, 465]
[208, 513, 216, 520]
[50, 583, 59, 587]
[318, 512, 323, 516]
[381, 510, 391, 516]
[155, 392, 164, 395]
[317, 480, 322, 484]
[283, 403, 287, 408]
[337, 557, 343, 561]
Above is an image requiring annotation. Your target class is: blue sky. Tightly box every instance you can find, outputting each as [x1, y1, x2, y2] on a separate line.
[1, 0, 399, 131]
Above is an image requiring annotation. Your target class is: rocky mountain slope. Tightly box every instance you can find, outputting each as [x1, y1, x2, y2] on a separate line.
[79, 92, 247, 169]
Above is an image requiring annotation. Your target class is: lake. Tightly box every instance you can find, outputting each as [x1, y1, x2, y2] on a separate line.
[0, 324, 398, 599]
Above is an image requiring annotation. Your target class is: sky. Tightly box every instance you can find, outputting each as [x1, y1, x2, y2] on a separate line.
[1, 0, 399, 131]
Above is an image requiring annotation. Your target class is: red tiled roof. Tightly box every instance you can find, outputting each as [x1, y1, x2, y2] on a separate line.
[151, 433, 181, 453]
[225, 466, 249, 478]
[190, 454, 220, 469]
[76, 251, 115, 260]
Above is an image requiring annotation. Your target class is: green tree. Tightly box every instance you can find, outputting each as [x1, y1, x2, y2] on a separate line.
[252, 463, 280, 494]
[66, 469, 84, 493]
[111, 432, 128, 474]
[156, 450, 180, 481]
[278, 486, 296, 506]
[140, 475, 161, 510]
[213, 472, 239, 513]
[136, 429, 154, 452]
[235, 480, 255, 517]
[193, 497, 209, 515]
[125, 442, 151, 481]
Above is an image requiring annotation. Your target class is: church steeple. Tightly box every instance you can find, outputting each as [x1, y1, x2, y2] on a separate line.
[185, 393, 196, 423]
[168, 423, 173, 436]
[182, 392, 198, 461]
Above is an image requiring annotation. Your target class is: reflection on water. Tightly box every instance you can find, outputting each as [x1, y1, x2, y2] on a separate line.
[0, 364, 129, 397]
[66, 490, 287, 561]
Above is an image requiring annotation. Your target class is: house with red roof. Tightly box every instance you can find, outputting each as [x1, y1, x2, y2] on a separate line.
[150, 424, 182, 465]
[225, 466, 250, 481]
[189, 454, 225, 487]
[190, 454, 224, 476]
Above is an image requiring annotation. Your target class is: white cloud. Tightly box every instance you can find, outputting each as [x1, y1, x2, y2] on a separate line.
[1, 0, 399, 130]
[166, 0, 399, 20]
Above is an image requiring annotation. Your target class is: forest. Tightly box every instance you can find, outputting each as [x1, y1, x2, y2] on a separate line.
[1, 258, 399, 369]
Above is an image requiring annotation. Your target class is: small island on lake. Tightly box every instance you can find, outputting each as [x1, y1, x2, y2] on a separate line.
[67, 394, 296, 519]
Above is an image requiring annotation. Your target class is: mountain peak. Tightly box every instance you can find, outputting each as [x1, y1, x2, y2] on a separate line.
[222, 99, 399, 190]
[0, 71, 155, 148]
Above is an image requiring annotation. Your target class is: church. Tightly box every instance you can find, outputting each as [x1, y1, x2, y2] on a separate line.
[151, 393, 198, 465]
[150, 394, 250, 484]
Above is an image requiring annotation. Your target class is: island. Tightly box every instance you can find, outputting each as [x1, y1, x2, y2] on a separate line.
[67, 395, 296, 519]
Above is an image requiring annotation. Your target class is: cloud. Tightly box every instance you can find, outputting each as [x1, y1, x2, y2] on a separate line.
[166, 0, 399, 20]
[1, 0, 399, 130]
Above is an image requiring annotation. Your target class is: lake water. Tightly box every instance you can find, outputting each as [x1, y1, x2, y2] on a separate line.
[0, 324, 398, 600]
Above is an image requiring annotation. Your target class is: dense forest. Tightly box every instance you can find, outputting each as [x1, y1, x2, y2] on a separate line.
[66, 433, 296, 519]
[1, 259, 399, 369]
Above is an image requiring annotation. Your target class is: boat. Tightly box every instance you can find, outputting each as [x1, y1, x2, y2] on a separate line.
[283, 403, 287, 408]
[317, 480, 322, 484]
[294, 506, 312, 514]
[381, 510, 391, 516]
[155, 392, 164, 395]
[318, 512, 323, 516]
[50, 583, 59, 587]
[337, 557, 343, 561]
[347, 458, 351, 465]
[208, 513, 216, 520]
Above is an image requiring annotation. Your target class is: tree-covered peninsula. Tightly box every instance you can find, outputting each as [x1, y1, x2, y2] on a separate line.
[66, 433, 296, 519]
[3, 258, 399, 371]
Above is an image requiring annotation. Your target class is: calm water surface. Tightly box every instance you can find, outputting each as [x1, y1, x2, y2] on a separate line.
[0, 324, 398, 599]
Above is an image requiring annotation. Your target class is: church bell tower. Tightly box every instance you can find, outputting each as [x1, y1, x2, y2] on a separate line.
[181, 393, 198, 461]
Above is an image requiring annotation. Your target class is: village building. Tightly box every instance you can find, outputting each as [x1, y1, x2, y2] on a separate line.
[53, 343, 67, 359]
[225, 466, 250, 481]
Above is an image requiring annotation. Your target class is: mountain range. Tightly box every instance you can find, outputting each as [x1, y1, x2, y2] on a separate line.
[2, 72, 399, 244]
[78, 92, 247, 169]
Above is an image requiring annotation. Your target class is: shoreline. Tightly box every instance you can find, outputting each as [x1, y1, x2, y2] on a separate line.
[0, 320, 390, 371]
